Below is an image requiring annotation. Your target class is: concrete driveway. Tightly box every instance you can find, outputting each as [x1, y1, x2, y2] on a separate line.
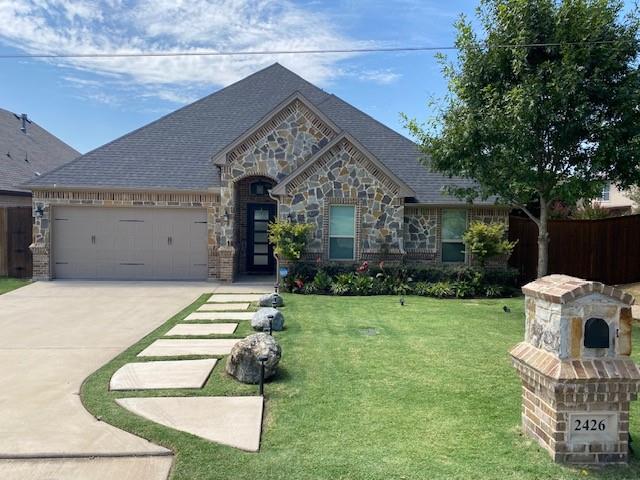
[0, 281, 211, 479]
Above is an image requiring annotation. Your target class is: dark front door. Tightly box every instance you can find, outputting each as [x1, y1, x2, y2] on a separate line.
[247, 203, 276, 273]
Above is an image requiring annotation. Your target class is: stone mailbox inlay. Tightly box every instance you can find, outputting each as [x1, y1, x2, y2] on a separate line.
[510, 274, 640, 464]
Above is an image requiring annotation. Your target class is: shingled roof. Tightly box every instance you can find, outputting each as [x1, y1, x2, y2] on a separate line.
[26, 63, 488, 204]
[0, 108, 79, 194]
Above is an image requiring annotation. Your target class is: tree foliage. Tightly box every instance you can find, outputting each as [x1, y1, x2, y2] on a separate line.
[268, 219, 314, 261]
[405, 0, 640, 276]
[463, 221, 517, 266]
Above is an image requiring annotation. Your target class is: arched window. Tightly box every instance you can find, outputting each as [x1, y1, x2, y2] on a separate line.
[250, 181, 271, 196]
[584, 318, 609, 349]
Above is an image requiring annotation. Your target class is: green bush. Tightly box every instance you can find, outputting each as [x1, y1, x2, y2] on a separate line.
[268, 219, 314, 261]
[311, 270, 332, 294]
[428, 282, 455, 298]
[331, 273, 356, 295]
[462, 221, 517, 267]
[285, 261, 520, 298]
[452, 281, 475, 298]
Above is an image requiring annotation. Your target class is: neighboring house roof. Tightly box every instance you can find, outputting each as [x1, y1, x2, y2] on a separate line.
[0, 108, 79, 194]
[26, 63, 487, 204]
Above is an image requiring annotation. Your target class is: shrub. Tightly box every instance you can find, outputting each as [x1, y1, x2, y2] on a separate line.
[331, 273, 356, 295]
[311, 270, 332, 294]
[462, 221, 517, 267]
[268, 219, 314, 261]
[353, 275, 375, 295]
[573, 203, 611, 219]
[452, 281, 475, 298]
[282, 261, 519, 298]
[413, 282, 431, 296]
[484, 284, 505, 298]
[428, 282, 455, 298]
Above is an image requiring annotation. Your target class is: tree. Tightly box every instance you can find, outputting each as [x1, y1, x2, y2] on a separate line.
[405, 0, 640, 277]
[463, 221, 517, 267]
[267, 219, 313, 262]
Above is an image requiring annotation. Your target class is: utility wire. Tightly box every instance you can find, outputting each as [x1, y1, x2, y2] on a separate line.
[0, 40, 634, 59]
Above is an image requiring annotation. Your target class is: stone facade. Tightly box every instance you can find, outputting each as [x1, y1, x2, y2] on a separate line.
[511, 275, 640, 465]
[404, 207, 438, 253]
[28, 98, 509, 282]
[402, 206, 509, 264]
[217, 99, 337, 251]
[29, 190, 219, 281]
[276, 139, 404, 260]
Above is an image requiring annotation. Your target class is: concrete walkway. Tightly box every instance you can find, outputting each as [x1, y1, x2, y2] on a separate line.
[0, 281, 211, 479]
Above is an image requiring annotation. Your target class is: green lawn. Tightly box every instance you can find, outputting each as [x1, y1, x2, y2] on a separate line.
[0, 277, 30, 295]
[81, 295, 640, 480]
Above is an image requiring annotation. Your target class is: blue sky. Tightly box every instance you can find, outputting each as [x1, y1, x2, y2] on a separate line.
[0, 1, 502, 153]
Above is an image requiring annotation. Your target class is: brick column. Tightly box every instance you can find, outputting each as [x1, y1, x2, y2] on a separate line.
[29, 244, 50, 280]
[218, 246, 235, 282]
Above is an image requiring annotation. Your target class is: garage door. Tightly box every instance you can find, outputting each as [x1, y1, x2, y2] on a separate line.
[52, 207, 208, 280]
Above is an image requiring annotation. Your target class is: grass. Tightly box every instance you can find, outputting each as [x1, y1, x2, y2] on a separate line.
[0, 277, 30, 295]
[81, 295, 640, 480]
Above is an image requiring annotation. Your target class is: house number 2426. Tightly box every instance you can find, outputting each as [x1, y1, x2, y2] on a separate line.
[574, 419, 606, 431]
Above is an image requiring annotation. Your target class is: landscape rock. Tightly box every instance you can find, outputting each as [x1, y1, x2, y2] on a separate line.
[251, 307, 285, 332]
[225, 333, 282, 384]
[259, 293, 284, 308]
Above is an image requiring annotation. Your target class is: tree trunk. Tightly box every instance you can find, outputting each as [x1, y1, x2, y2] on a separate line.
[536, 196, 550, 278]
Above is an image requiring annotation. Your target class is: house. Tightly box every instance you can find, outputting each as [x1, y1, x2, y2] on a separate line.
[0, 108, 79, 277]
[25, 64, 507, 282]
[593, 182, 637, 215]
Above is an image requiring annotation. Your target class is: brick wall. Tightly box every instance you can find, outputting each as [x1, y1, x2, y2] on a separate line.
[30, 190, 221, 280]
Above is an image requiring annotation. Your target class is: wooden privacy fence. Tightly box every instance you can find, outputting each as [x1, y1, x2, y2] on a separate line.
[508, 214, 640, 285]
[0, 207, 32, 278]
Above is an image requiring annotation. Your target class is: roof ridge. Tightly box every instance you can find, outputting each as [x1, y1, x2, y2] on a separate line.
[28, 63, 286, 187]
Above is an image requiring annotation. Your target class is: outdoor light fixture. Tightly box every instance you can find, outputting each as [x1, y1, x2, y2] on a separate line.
[267, 314, 274, 335]
[271, 297, 278, 310]
[223, 210, 229, 223]
[257, 354, 269, 396]
[34, 205, 44, 218]
[274, 282, 279, 294]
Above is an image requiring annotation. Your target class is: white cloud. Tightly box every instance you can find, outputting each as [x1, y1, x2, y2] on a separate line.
[0, 0, 399, 105]
[356, 69, 402, 85]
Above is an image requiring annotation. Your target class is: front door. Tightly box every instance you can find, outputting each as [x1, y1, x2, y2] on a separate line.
[246, 203, 276, 273]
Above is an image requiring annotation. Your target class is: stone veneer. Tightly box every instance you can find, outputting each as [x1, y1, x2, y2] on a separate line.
[511, 275, 640, 465]
[29, 190, 219, 280]
[277, 139, 404, 259]
[215, 99, 337, 279]
[403, 206, 509, 264]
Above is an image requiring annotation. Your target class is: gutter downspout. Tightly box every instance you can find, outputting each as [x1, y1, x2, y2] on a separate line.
[268, 188, 281, 287]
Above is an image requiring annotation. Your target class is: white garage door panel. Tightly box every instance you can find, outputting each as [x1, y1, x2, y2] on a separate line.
[53, 207, 208, 280]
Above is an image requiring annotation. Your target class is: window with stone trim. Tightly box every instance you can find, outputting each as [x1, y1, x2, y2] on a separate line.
[441, 209, 467, 263]
[329, 205, 356, 260]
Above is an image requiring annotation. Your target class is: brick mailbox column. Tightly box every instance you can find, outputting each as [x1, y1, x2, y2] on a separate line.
[510, 275, 640, 465]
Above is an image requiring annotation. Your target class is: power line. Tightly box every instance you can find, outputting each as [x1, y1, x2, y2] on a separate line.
[0, 40, 634, 59]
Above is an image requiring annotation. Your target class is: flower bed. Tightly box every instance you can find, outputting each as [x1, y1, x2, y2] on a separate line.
[282, 261, 519, 298]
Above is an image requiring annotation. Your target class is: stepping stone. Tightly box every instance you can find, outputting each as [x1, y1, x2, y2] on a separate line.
[116, 396, 264, 452]
[138, 339, 239, 357]
[206, 294, 263, 303]
[110, 359, 217, 391]
[165, 323, 238, 336]
[197, 303, 250, 312]
[185, 311, 253, 321]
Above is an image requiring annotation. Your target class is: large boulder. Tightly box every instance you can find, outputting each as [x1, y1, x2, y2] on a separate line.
[259, 292, 284, 308]
[251, 307, 285, 332]
[225, 333, 282, 384]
